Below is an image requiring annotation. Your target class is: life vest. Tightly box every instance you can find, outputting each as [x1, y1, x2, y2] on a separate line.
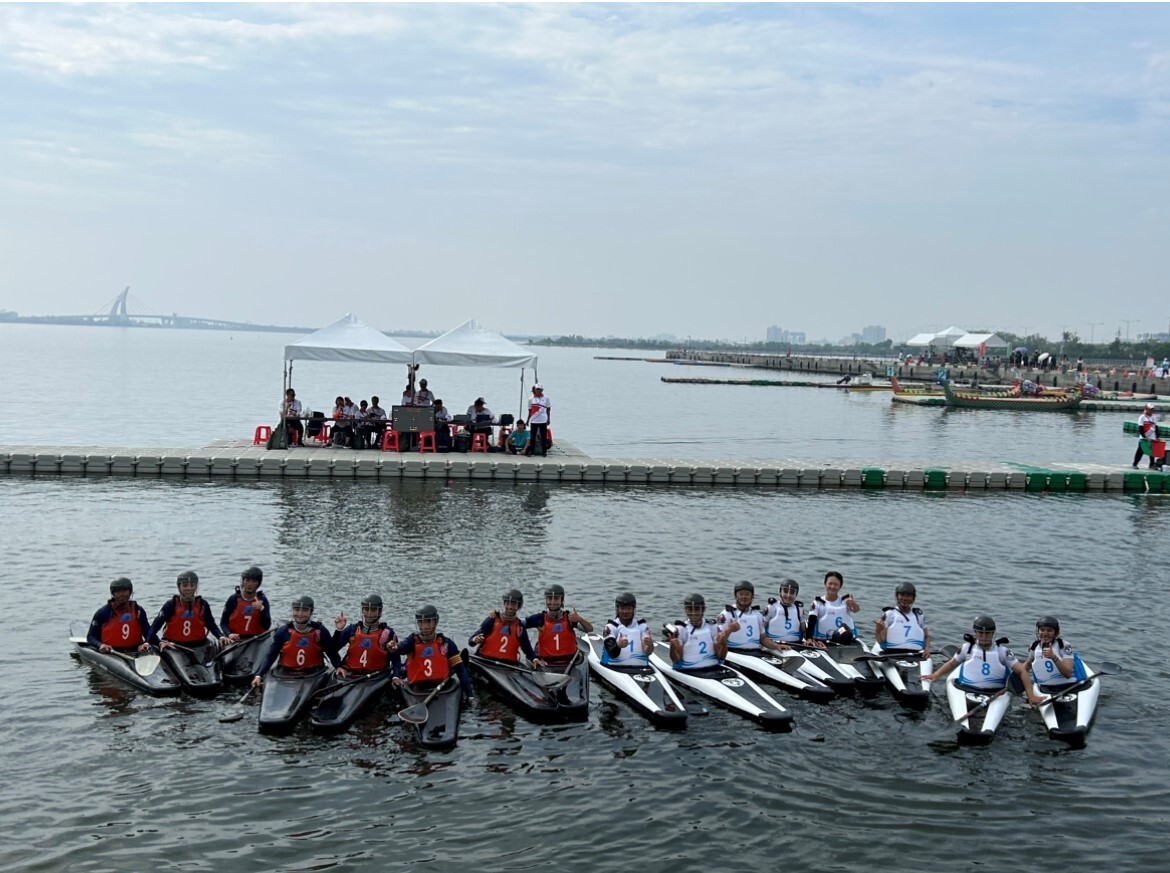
[280, 625, 324, 669]
[226, 594, 265, 637]
[480, 617, 524, 663]
[100, 601, 144, 649]
[537, 612, 576, 660]
[344, 626, 390, 672]
[406, 634, 452, 684]
[165, 596, 208, 644]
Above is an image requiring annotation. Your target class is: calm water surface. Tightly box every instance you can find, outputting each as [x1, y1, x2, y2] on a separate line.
[0, 326, 1165, 871]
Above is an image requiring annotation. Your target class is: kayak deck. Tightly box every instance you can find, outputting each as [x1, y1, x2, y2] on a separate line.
[401, 678, 463, 749]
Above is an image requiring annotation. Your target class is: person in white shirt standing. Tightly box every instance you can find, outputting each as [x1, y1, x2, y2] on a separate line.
[526, 384, 551, 457]
[1134, 403, 1161, 469]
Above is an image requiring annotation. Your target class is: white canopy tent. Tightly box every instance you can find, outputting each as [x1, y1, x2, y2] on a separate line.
[933, 326, 968, 349]
[905, 332, 939, 348]
[412, 319, 539, 415]
[953, 332, 1008, 350]
[282, 313, 414, 392]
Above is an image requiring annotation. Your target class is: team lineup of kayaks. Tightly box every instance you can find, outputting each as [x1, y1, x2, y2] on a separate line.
[71, 628, 1113, 749]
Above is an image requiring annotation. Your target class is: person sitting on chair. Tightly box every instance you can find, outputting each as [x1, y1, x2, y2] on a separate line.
[366, 396, 386, 446]
[433, 399, 452, 451]
[331, 396, 353, 447]
[467, 398, 495, 445]
[279, 388, 303, 445]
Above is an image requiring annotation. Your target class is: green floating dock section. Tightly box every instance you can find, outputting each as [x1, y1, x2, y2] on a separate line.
[924, 469, 947, 490]
[1015, 467, 1090, 493]
[1122, 421, 1170, 438]
[861, 468, 885, 488]
[1124, 471, 1169, 492]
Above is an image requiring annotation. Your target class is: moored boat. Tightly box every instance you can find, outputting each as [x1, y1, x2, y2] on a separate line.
[583, 633, 688, 728]
[258, 664, 334, 734]
[942, 378, 1083, 411]
[649, 642, 793, 732]
[467, 651, 564, 723]
[534, 644, 589, 722]
[160, 640, 224, 698]
[399, 677, 464, 749]
[71, 639, 182, 696]
[309, 669, 396, 734]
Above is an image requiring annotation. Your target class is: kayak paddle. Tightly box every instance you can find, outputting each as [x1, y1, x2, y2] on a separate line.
[70, 637, 161, 677]
[1034, 661, 1121, 706]
[219, 687, 256, 723]
[397, 678, 453, 725]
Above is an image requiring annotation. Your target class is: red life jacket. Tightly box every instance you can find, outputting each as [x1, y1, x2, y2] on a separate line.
[406, 634, 452, 684]
[165, 596, 208, 644]
[280, 626, 324, 669]
[480, 617, 523, 663]
[226, 595, 264, 637]
[100, 601, 144, 649]
[344, 626, 390, 672]
[537, 612, 576, 660]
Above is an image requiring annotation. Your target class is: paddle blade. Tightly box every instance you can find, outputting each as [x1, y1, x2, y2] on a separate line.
[134, 654, 162, 677]
[532, 672, 572, 690]
[397, 703, 427, 724]
[218, 708, 248, 723]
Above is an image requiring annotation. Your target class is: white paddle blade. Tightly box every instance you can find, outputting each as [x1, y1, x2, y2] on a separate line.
[134, 654, 162, 676]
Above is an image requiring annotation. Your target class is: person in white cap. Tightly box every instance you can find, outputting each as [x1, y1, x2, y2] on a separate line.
[526, 383, 551, 457]
[1134, 403, 1161, 469]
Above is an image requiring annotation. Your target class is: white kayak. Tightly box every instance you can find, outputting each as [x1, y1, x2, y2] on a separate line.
[1034, 660, 1102, 748]
[866, 642, 932, 709]
[945, 677, 1013, 745]
[584, 633, 688, 729]
[649, 642, 793, 732]
[723, 647, 835, 702]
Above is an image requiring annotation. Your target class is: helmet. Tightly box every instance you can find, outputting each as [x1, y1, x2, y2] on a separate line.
[895, 582, 917, 596]
[291, 595, 315, 612]
[241, 566, 263, 582]
[544, 584, 565, 598]
[972, 615, 996, 632]
[361, 594, 383, 610]
[503, 588, 524, 606]
[830, 625, 855, 645]
[683, 593, 706, 609]
[1036, 615, 1060, 634]
[615, 593, 637, 608]
[176, 570, 198, 586]
[779, 579, 799, 594]
[734, 581, 755, 594]
[415, 604, 439, 621]
[109, 577, 132, 593]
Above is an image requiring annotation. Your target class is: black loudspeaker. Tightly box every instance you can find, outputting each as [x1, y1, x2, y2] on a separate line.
[391, 406, 435, 433]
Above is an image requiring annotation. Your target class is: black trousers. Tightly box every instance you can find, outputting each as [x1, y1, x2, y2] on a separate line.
[528, 422, 549, 456]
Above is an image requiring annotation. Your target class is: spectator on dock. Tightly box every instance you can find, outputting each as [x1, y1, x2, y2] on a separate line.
[279, 388, 303, 445]
[1134, 404, 1161, 470]
[367, 396, 386, 445]
[414, 379, 434, 406]
[400, 384, 415, 407]
[507, 420, 530, 455]
[433, 399, 452, 451]
[525, 384, 551, 457]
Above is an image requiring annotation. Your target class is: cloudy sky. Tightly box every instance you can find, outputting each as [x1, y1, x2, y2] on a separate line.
[2, 3, 1168, 343]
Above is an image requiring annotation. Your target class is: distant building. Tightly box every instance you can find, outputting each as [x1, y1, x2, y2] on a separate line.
[860, 325, 887, 344]
[766, 325, 806, 344]
[1138, 332, 1170, 342]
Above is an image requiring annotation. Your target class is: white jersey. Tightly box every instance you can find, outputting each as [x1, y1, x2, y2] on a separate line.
[674, 620, 720, 670]
[811, 596, 855, 640]
[763, 600, 806, 643]
[601, 617, 651, 666]
[1027, 639, 1076, 687]
[717, 605, 766, 650]
[879, 607, 927, 651]
[528, 395, 550, 425]
[955, 641, 1018, 690]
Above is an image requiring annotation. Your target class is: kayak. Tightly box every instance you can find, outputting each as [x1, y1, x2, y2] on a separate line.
[1035, 663, 1101, 747]
[400, 677, 464, 749]
[784, 645, 863, 693]
[821, 640, 886, 693]
[218, 631, 275, 684]
[468, 651, 561, 722]
[866, 643, 933, 709]
[258, 664, 334, 734]
[160, 640, 224, 698]
[534, 644, 590, 722]
[945, 678, 1013, 745]
[649, 642, 793, 732]
[309, 669, 395, 735]
[72, 640, 182, 696]
[724, 647, 835, 702]
[583, 633, 688, 728]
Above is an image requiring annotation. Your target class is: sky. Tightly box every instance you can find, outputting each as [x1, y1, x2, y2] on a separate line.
[1, 3, 1169, 344]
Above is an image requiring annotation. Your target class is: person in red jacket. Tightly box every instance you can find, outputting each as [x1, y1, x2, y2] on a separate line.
[469, 589, 539, 664]
[86, 577, 152, 654]
[333, 593, 400, 679]
[251, 595, 340, 687]
[147, 570, 226, 650]
[393, 604, 473, 698]
[523, 583, 592, 665]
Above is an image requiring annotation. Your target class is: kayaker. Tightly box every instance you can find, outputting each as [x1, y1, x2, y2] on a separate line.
[333, 593, 400, 680]
[251, 595, 340, 688]
[762, 579, 809, 648]
[1024, 616, 1080, 689]
[147, 571, 228, 651]
[716, 581, 790, 656]
[469, 589, 539, 664]
[599, 592, 654, 666]
[87, 577, 152, 654]
[873, 581, 931, 659]
[925, 615, 1045, 705]
[392, 605, 474, 699]
[523, 583, 593, 666]
[665, 593, 730, 670]
[221, 565, 272, 644]
[806, 571, 861, 647]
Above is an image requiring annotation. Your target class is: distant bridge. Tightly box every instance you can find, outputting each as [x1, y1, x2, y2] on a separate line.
[0, 287, 313, 333]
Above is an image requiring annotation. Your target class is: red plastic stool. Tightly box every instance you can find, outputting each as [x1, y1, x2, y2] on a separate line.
[417, 431, 437, 454]
[471, 433, 489, 453]
[312, 423, 332, 445]
[381, 431, 401, 452]
[253, 426, 272, 446]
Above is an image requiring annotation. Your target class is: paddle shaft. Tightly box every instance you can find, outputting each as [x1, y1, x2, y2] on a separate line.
[1035, 662, 1119, 706]
[397, 678, 452, 723]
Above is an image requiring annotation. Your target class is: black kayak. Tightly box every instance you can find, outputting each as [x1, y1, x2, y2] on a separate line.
[218, 631, 275, 684]
[160, 640, 224, 698]
[72, 641, 182, 696]
[400, 678, 464, 749]
[822, 640, 886, 693]
[309, 669, 395, 735]
[535, 646, 590, 722]
[258, 665, 334, 734]
[468, 651, 563, 723]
